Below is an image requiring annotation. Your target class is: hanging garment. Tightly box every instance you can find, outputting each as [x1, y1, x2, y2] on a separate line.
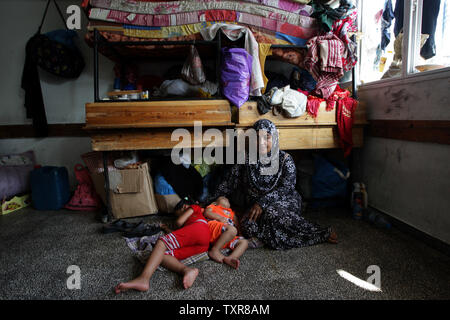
[21, 40, 48, 137]
[394, 0, 441, 59]
[258, 43, 273, 94]
[331, 12, 358, 70]
[336, 96, 358, 157]
[381, 0, 395, 51]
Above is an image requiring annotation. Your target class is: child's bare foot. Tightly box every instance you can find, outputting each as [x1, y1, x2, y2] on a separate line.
[114, 276, 149, 294]
[208, 249, 225, 263]
[327, 230, 338, 244]
[182, 267, 199, 289]
[223, 257, 240, 270]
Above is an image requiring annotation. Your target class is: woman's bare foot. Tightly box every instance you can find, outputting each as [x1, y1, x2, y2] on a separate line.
[114, 276, 149, 294]
[208, 249, 225, 263]
[223, 257, 240, 270]
[182, 267, 199, 289]
[327, 230, 338, 244]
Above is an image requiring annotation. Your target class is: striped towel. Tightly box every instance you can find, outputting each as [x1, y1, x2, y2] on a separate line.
[304, 33, 346, 99]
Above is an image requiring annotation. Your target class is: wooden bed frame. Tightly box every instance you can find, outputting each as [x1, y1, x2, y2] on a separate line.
[85, 99, 366, 151]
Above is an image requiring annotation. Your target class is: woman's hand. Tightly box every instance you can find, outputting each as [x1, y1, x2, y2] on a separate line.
[248, 203, 263, 222]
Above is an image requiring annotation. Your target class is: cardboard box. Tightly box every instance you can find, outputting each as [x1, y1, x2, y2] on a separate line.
[91, 162, 158, 219]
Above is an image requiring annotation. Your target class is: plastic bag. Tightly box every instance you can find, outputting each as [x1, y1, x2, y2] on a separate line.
[310, 155, 350, 208]
[181, 45, 206, 85]
[221, 47, 252, 108]
[281, 85, 307, 118]
[159, 79, 218, 97]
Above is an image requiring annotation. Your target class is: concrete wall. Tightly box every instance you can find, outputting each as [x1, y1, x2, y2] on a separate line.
[0, 0, 113, 187]
[357, 69, 450, 245]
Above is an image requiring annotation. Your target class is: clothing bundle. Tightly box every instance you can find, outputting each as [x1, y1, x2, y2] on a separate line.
[257, 85, 307, 117]
[311, 0, 356, 32]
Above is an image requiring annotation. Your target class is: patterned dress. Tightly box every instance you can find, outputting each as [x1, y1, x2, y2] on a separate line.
[209, 119, 331, 250]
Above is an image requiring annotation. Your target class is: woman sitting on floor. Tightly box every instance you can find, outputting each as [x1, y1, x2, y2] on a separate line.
[208, 119, 337, 250]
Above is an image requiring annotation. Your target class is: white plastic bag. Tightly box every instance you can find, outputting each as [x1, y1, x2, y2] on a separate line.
[281, 85, 307, 118]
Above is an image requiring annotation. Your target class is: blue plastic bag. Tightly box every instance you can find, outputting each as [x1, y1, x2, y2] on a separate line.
[154, 173, 176, 195]
[311, 155, 350, 208]
[221, 47, 252, 108]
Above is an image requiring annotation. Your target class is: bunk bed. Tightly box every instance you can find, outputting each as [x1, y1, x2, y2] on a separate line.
[81, 0, 366, 220]
[84, 29, 366, 151]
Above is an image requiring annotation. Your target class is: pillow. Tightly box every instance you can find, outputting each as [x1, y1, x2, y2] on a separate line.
[0, 151, 36, 200]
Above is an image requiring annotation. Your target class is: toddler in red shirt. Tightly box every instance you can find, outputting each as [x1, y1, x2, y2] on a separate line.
[115, 198, 210, 294]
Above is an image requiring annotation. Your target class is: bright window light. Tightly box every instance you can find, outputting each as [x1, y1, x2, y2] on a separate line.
[336, 269, 382, 292]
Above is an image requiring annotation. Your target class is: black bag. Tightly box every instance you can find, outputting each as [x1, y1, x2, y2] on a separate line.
[21, 0, 85, 137]
[28, 0, 85, 78]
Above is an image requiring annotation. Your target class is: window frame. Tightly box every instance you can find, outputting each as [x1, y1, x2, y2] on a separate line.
[357, 0, 450, 88]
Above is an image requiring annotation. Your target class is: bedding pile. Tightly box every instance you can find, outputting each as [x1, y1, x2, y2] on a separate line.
[82, 0, 358, 112]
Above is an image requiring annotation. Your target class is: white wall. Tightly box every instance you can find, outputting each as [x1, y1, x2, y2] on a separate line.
[357, 69, 450, 245]
[0, 0, 115, 125]
[0, 0, 116, 187]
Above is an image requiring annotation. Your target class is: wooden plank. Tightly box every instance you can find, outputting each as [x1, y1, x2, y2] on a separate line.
[367, 120, 450, 145]
[230, 126, 363, 152]
[90, 128, 230, 151]
[237, 100, 367, 126]
[278, 126, 364, 150]
[85, 100, 232, 129]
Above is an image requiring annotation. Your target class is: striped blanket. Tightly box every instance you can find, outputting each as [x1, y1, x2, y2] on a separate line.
[88, 0, 313, 17]
[88, 8, 319, 39]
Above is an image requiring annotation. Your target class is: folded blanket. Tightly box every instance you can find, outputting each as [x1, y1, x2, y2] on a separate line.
[89, 0, 313, 17]
[88, 8, 319, 39]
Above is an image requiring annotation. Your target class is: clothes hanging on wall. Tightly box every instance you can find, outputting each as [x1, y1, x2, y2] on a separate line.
[21, 38, 48, 137]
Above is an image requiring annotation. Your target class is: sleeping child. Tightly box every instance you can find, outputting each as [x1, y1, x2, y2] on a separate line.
[115, 198, 210, 294]
[204, 196, 248, 269]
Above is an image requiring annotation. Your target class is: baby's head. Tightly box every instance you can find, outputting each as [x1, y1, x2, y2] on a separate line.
[216, 196, 230, 208]
[173, 197, 194, 216]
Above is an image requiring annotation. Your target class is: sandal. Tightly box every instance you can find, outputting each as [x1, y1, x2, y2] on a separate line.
[122, 223, 162, 238]
[102, 220, 143, 234]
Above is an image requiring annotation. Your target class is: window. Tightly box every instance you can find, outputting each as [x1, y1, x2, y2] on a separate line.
[358, 0, 450, 85]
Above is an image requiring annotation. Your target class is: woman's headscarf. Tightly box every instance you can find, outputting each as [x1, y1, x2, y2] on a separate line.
[245, 119, 286, 194]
